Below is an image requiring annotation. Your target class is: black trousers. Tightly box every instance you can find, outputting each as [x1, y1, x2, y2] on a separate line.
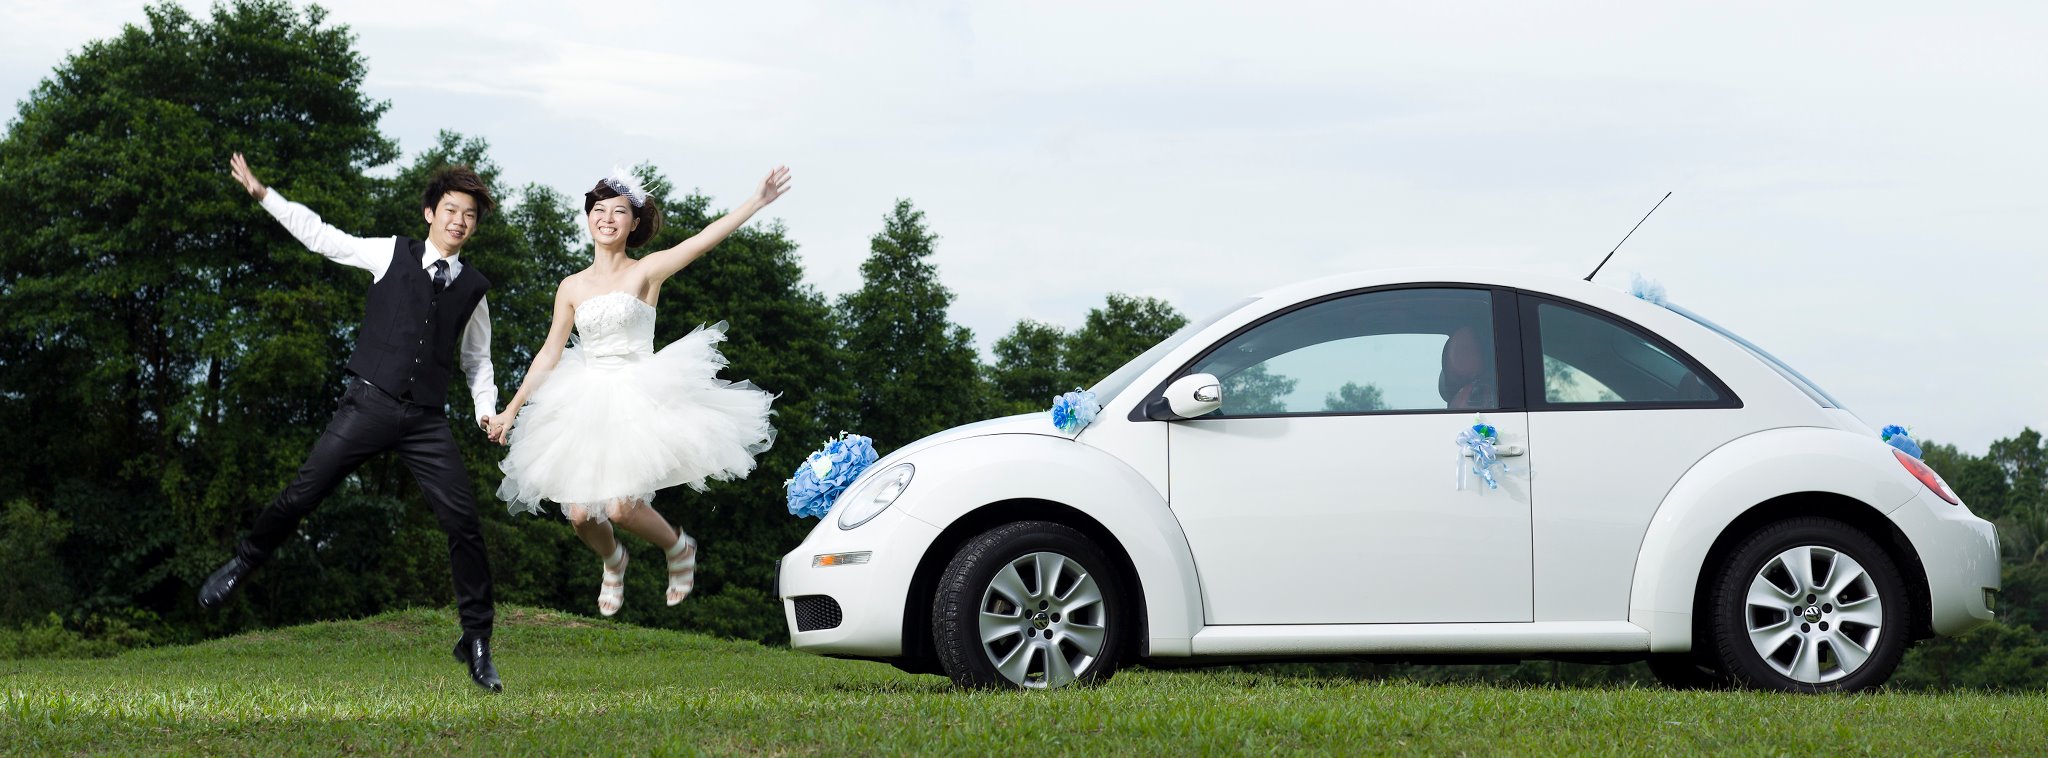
[238, 377, 495, 638]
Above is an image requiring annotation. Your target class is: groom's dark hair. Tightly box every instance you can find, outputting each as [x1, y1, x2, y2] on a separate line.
[422, 166, 496, 217]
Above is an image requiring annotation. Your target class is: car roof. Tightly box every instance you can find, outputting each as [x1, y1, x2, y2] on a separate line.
[1250, 266, 1626, 305]
[1247, 266, 1689, 336]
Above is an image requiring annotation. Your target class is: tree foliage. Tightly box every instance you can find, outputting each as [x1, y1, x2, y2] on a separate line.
[836, 200, 984, 450]
[1067, 293, 1187, 384]
[987, 320, 1071, 416]
[1323, 382, 1386, 412]
[985, 293, 1187, 415]
[1223, 365, 1295, 415]
[0, 0, 394, 635]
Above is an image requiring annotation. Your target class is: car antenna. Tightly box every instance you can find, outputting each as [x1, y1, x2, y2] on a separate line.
[1584, 191, 1672, 282]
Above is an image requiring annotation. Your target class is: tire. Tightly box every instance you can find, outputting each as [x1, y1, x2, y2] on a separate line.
[1645, 653, 1729, 690]
[932, 520, 1127, 689]
[1706, 517, 1912, 692]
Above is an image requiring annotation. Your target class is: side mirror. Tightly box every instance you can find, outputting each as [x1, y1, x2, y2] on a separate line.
[1144, 373, 1223, 421]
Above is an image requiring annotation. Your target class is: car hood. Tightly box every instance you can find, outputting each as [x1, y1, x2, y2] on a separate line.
[817, 414, 1065, 518]
[871, 413, 1066, 471]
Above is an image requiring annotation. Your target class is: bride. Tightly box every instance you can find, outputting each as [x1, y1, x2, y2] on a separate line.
[490, 165, 789, 616]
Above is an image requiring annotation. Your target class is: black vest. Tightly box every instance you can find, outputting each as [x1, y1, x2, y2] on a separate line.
[346, 237, 490, 409]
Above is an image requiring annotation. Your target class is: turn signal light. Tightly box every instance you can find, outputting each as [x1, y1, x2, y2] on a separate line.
[812, 552, 872, 568]
[1894, 449, 1961, 506]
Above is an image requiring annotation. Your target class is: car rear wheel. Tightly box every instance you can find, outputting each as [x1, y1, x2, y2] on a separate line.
[932, 520, 1126, 689]
[1707, 517, 1911, 692]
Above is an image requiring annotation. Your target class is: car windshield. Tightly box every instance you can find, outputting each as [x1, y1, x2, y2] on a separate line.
[1665, 302, 1845, 409]
[1089, 297, 1259, 404]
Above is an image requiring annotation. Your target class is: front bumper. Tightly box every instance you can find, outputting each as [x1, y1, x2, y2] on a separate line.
[1888, 487, 1999, 636]
[778, 506, 942, 658]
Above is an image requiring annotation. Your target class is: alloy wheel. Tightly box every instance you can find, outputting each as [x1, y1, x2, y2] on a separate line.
[975, 551, 1110, 688]
[1742, 545, 1886, 685]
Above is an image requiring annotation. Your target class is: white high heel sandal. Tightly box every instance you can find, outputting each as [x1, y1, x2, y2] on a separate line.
[667, 535, 697, 606]
[598, 543, 628, 617]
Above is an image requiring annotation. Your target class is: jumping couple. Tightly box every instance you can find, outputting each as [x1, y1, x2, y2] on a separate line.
[197, 155, 789, 692]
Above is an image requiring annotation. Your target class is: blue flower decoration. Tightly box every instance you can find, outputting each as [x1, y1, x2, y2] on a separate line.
[1455, 419, 1509, 491]
[1050, 388, 1102, 434]
[1629, 273, 1669, 308]
[1882, 424, 1923, 459]
[784, 433, 879, 519]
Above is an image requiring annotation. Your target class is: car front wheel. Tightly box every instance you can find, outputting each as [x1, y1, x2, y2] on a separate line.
[932, 520, 1126, 689]
[1707, 517, 1911, 692]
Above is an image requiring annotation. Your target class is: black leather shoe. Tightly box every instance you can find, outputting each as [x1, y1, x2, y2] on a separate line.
[453, 635, 503, 693]
[197, 556, 253, 610]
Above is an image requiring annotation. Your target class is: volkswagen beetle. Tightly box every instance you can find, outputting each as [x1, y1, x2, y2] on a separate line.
[777, 267, 1998, 692]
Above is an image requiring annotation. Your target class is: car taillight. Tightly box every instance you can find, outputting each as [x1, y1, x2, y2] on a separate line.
[1895, 449, 1961, 505]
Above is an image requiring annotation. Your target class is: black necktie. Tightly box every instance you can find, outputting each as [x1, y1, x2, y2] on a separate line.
[431, 259, 450, 292]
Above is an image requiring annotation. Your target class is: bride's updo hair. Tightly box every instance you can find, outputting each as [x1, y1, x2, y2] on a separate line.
[584, 178, 664, 248]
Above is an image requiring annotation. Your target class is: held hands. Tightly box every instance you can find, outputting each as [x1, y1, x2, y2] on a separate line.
[751, 166, 792, 208]
[229, 153, 268, 200]
[486, 410, 516, 446]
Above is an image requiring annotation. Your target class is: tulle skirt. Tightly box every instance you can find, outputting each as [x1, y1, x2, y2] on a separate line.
[496, 322, 775, 522]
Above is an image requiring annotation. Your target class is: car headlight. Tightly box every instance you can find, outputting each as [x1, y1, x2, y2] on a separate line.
[838, 463, 914, 530]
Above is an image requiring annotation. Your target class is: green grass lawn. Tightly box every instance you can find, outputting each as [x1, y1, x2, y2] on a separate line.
[4, 607, 2044, 755]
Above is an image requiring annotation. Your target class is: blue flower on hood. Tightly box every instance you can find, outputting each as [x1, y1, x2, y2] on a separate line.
[1051, 389, 1102, 434]
[784, 433, 879, 518]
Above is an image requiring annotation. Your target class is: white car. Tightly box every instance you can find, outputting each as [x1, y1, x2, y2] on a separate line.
[777, 267, 1998, 692]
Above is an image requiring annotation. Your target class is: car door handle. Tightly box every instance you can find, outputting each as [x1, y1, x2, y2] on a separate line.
[1462, 444, 1525, 457]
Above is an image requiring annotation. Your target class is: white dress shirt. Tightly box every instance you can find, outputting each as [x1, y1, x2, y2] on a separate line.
[261, 189, 499, 421]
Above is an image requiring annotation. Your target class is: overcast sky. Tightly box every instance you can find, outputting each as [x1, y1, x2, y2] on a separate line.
[4, 1, 2042, 453]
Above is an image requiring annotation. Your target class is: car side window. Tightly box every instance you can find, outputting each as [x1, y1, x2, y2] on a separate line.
[1534, 301, 1722, 405]
[1188, 288, 1500, 416]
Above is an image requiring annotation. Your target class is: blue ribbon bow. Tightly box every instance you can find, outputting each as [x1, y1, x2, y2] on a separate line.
[1455, 424, 1508, 491]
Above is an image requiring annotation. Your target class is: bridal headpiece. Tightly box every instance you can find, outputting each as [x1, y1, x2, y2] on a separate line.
[602, 165, 650, 208]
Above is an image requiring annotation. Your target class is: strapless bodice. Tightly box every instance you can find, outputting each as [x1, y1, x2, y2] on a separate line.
[573, 292, 656, 359]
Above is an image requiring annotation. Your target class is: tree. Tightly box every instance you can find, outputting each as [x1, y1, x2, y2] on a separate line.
[987, 320, 1075, 416]
[1923, 441, 2011, 519]
[1222, 365, 1295, 415]
[1543, 356, 1619, 403]
[1324, 382, 1386, 412]
[0, 501, 73, 627]
[986, 294, 1188, 416]
[0, 0, 395, 635]
[837, 200, 984, 451]
[1066, 293, 1187, 384]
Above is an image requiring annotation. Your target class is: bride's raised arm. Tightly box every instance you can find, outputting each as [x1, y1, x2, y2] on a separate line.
[635, 166, 791, 285]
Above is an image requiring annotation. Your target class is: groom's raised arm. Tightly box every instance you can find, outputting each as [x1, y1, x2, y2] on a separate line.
[231, 153, 395, 279]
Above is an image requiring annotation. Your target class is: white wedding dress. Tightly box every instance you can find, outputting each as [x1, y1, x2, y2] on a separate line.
[497, 291, 775, 521]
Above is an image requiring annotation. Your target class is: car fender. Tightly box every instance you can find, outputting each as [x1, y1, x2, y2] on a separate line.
[1628, 426, 1919, 651]
[894, 433, 1204, 657]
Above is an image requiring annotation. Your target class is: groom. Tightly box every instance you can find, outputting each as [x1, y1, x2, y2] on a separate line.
[200, 153, 504, 692]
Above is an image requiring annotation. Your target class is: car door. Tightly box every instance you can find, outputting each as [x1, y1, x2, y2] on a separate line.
[1166, 286, 1533, 625]
[1515, 294, 1748, 622]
